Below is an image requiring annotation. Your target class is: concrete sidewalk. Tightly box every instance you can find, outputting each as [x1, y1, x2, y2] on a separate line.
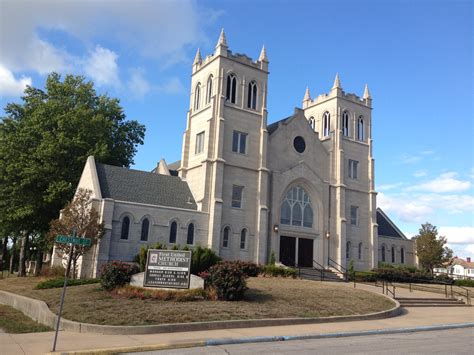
[1, 282, 472, 355]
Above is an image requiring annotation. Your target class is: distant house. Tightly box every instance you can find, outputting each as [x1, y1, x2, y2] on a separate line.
[434, 257, 474, 280]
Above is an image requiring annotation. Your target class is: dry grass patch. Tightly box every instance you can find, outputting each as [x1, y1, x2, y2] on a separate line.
[0, 304, 52, 333]
[0, 276, 395, 326]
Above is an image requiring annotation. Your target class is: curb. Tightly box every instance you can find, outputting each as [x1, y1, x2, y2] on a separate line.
[0, 289, 401, 335]
[48, 322, 474, 354]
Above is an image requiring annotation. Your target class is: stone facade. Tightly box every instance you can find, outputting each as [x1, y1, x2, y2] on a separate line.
[54, 31, 415, 278]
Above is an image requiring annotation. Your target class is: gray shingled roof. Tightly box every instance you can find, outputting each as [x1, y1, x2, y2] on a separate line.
[96, 163, 197, 210]
[377, 209, 406, 239]
[267, 116, 292, 135]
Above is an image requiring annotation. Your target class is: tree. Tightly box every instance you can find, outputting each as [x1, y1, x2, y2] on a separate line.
[48, 188, 104, 278]
[414, 223, 453, 273]
[0, 73, 145, 276]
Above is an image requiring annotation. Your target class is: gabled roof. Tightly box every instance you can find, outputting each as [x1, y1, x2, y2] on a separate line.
[267, 108, 308, 135]
[377, 208, 407, 240]
[96, 163, 197, 210]
[450, 257, 474, 269]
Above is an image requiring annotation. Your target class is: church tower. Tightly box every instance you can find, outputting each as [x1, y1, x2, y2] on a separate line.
[179, 30, 270, 263]
[302, 76, 377, 269]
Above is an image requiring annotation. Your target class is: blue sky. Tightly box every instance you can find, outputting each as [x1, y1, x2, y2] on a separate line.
[1, 0, 472, 257]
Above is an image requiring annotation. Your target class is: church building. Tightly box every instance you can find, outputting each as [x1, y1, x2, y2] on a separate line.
[58, 30, 415, 278]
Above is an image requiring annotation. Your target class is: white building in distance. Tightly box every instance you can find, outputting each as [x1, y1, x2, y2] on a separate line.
[57, 31, 416, 278]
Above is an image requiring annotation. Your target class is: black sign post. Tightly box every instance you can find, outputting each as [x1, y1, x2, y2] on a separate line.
[144, 249, 192, 289]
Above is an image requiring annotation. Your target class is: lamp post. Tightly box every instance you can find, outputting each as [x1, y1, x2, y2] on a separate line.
[326, 232, 330, 266]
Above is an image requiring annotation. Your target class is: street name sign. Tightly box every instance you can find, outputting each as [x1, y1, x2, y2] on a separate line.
[144, 249, 192, 289]
[55, 235, 91, 247]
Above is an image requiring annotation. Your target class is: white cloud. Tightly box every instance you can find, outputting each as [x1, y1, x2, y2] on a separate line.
[84, 46, 120, 87]
[398, 150, 436, 165]
[128, 68, 151, 98]
[413, 170, 427, 178]
[378, 191, 474, 224]
[0, 64, 32, 97]
[406, 172, 471, 193]
[377, 182, 404, 191]
[0, 0, 215, 74]
[378, 192, 433, 223]
[156, 77, 185, 94]
[439, 226, 474, 245]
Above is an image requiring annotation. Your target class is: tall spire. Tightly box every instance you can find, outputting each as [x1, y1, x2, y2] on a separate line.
[332, 73, 341, 89]
[303, 86, 311, 101]
[216, 28, 228, 47]
[258, 45, 268, 62]
[193, 48, 202, 65]
[363, 83, 371, 99]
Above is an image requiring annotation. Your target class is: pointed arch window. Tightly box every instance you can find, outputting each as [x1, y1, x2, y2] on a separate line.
[226, 74, 237, 104]
[247, 81, 257, 110]
[346, 241, 351, 259]
[401, 247, 405, 264]
[194, 83, 201, 111]
[169, 221, 177, 244]
[222, 226, 230, 248]
[280, 186, 314, 228]
[206, 75, 213, 104]
[323, 111, 330, 137]
[187, 223, 195, 245]
[357, 116, 364, 141]
[381, 245, 386, 262]
[308, 117, 315, 130]
[140, 218, 149, 241]
[120, 216, 130, 240]
[240, 229, 247, 249]
[358, 242, 363, 260]
[342, 111, 349, 137]
[391, 246, 396, 263]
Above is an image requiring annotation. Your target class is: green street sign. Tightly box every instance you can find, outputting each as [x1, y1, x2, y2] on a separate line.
[55, 235, 91, 247]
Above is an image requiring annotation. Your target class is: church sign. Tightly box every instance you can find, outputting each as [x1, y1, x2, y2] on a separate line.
[144, 250, 192, 289]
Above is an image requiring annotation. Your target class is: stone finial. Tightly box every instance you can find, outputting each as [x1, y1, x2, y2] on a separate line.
[216, 28, 228, 47]
[303, 86, 311, 101]
[332, 73, 341, 89]
[193, 48, 202, 65]
[258, 45, 268, 62]
[363, 83, 372, 99]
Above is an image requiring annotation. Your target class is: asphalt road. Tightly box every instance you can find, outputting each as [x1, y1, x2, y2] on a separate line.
[124, 328, 474, 355]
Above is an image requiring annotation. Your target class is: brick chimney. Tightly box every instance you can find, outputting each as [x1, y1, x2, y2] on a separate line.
[467, 257, 471, 263]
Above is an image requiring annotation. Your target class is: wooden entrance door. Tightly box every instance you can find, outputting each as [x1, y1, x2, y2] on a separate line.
[279, 236, 296, 266]
[298, 238, 313, 267]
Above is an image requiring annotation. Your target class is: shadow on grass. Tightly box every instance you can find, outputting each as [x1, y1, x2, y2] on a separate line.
[244, 288, 274, 303]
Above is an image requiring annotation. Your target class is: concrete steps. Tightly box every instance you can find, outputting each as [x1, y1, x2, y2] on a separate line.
[395, 297, 469, 307]
[298, 267, 345, 282]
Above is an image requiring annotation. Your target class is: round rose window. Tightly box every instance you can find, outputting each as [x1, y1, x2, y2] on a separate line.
[293, 136, 306, 153]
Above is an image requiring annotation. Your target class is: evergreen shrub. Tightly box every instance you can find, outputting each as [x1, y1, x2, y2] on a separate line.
[100, 261, 139, 291]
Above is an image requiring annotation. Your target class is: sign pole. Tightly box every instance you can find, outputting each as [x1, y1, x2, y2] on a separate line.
[51, 230, 75, 352]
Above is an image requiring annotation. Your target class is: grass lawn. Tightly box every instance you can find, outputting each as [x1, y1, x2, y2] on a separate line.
[0, 276, 395, 326]
[0, 304, 52, 333]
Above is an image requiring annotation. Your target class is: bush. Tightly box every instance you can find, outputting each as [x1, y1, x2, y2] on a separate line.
[40, 265, 66, 277]
[434, 274, 454, 284]
[348, 260, 355, 281]
[135, 243, 167, 272]
[191, 246, 221, 274]
[35, 278, 99, 289]
[373, 267, 433, 283]
[204, 261, 248, 301]
[260, 265, 297, 278]
[100, 261, 140, 291]
[354, 271, 378, 282]
[269, 251, 276, 266]
[454, 279, 474, 287]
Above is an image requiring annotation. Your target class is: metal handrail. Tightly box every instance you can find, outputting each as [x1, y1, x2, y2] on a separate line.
[328, 257, 347, 281]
